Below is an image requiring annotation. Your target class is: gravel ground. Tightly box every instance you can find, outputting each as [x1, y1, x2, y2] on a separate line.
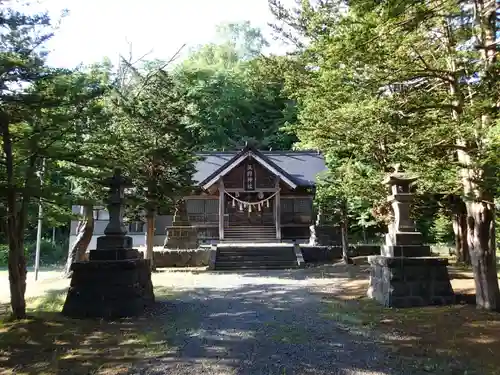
[0, 268, 67, 304]
[130, 268, 431, 375]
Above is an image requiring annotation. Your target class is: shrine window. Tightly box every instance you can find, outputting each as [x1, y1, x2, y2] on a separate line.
[280, 198, 313, 224]
[186, 199, 218, 223]
[93, 207, 109, 221]
[128, 221, 145, 233]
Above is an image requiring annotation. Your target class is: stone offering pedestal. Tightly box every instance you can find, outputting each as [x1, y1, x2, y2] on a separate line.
[164, 199, 198, 249]
[62, 259, 154, 318]
[62, 169, 154, 319]
[367, 169, 454, 308]
[368, 256, 454, 307]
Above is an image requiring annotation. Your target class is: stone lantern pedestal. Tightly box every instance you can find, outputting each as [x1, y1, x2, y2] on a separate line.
[367, 169, 454, 308]
[164, 199, 198, 249]
[62, 169, 155, 319]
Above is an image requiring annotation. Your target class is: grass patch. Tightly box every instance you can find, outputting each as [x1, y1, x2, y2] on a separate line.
[316, 262, 500, 375]
[26, 290, 67, 313]
[0, 285, 182, 375]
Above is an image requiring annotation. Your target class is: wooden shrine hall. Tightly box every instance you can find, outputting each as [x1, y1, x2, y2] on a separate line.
[185, 145, 327, 243]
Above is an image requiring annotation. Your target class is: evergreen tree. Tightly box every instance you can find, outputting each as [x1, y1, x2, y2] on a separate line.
[113, 59, 196, 269]
[270, 0, 500, 309]
[0, 7, 112, 317]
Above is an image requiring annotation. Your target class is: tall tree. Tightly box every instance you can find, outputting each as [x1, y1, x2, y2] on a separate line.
[270, 0, 500, 309]
[0, 7, 111, 318]
[173, 22, 297, 150]
[54, 62, 115, 277]
[113, 60, 196, 270]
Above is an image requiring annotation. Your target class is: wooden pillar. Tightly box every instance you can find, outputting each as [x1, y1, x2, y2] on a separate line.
[218, 178, 224, 240]
[275, 178, 281, 240]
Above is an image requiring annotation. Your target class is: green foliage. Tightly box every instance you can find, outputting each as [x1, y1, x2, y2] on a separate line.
[0, 245, 7, 266]
[0, 4, 117, 317]
[431, 212, 454, 245]
[111, 59, 197, 215]
[172, 22, 297, 150]
[0, 239, 67, 267]
[270, 0, 500, 236]
[0, 4, 113, 227]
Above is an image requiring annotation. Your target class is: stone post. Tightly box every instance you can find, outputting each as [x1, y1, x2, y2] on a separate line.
[367, 169, 454, 308]
[62, 168, 154, 319]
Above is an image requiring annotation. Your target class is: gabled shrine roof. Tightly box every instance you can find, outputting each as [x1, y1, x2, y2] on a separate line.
[193, 146, 327, 188]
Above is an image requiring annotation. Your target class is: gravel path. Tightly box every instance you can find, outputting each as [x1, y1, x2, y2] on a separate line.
[132, 268, 427, 375]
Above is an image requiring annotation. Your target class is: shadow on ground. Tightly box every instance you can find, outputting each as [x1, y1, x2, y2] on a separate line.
[0, 264, 498, 375]
[0, 287, 181, 375]
[309, 263, 500, 375]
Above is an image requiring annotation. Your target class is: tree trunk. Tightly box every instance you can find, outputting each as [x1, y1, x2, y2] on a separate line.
[466, 200, 500, 310]
[340, 201, 351, 264]
[443, 2, 499, 309]
[451, 197, 470, 265]
[2, 118, 28, 319]
[458, 0, 499, 310]
[145, 208, 156, 271]
[63, 205, 94, 278]
[8, 240, 27, 320]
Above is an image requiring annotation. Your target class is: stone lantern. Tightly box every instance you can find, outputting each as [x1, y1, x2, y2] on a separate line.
[62, 168, 155, 319]
[381, 170, 430, 257]
[367, 168, 454, 308]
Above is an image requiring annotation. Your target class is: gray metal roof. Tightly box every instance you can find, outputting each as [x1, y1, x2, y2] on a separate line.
[193, 150, 327, 187]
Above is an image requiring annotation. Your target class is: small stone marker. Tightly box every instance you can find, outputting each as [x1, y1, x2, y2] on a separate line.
[367, 169, 454, 308]
[62, 169, 154, 319]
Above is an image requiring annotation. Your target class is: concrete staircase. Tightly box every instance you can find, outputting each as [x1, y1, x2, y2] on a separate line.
[214, 244, 299, 270]
[223, 225, 276, 243]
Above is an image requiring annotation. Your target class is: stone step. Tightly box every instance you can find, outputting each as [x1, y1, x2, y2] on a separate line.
[222, 232, 276, 235]
[215, 257, 296, 264]
[217, 250, 294, 255]
[224, 236, 276, 239]
[216, 254, 297, 261]
[214, 262, 297, 270]
[217, 246, 293, 252]
[225, 226, 274, 228]
[224, 231, 276, 235]
[214, 244, 298, 270]
[224, 227, 275, 232]
[222, 238, 277, 243]
[225, 228, 275, 232]
[221, 240, 277, 243]
[217, 250, 294, 256]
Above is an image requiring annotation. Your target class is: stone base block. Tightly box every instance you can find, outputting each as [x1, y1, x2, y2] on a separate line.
[385, 232, 424, 246]
[89, 248, 141, 261]
[381, 245, 431, 257]
[62, 259, 155, 319]
[96, 235, 133, 251]
[153, 248, 214, 267]
[367, 256, 454, 308]
[164, 226, 198, 249]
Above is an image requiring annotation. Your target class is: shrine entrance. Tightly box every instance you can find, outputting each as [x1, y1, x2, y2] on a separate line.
[225, 191, 276, 226]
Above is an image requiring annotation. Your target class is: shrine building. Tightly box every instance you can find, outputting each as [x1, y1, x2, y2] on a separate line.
[68, 145, 326, 248]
